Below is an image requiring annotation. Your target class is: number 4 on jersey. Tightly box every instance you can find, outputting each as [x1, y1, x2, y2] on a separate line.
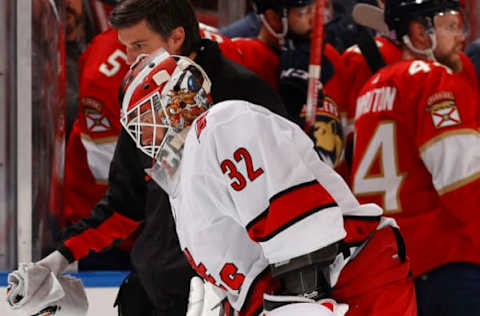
[353, 122, 405, 213]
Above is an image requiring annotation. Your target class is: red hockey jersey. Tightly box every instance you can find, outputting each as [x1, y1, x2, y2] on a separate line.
[352, 58, 480, 277]
[231, 38, 280, 91]
[199, 27, 244, 65]
[342, 36, 402, 138]
[341, 36, 477, 180]
[64, 28, 128, 226]
[200, 27, 280, 91]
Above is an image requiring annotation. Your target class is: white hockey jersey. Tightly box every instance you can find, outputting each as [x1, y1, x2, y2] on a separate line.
[163, 100, 377, 310]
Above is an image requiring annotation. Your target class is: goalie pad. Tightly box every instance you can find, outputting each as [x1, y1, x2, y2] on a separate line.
[186, 277, 227, 316]
[270, 242, 340, 300]
[264, 295, 348, 316]
[6, 263, 88, 316]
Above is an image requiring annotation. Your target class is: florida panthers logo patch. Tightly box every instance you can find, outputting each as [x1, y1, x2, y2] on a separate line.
[426, 91, 461, 129]
[300, 95, 343, 167]
[81, 97, 113, 133]
[195, 111, 208, 141]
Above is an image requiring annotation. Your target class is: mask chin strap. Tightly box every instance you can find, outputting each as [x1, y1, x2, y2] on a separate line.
[402, 30, 437, 61]
[260, 8, 289, 46]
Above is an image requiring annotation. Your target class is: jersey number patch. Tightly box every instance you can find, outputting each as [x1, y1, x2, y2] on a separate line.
[353, 122, 405, 213]
[184, 248, 245, 291]
[99, 49, 127, 77]
[221, 147, 264, 191]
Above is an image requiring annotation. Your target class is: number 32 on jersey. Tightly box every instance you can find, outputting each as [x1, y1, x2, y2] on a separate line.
[353, 122, 405, 214]
[221, 147, 264, 191]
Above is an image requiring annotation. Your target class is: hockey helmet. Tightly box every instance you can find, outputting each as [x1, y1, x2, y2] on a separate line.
[120, 49, 212, 172]
[86, 0, 122, 34]
[252, 0, 314, 14]
[384, 0, 460, 38]
[252, 0, 316, 45]
[97, 0, 122, 4]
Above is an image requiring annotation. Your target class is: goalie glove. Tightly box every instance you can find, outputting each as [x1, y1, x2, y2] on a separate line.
[6, 263, 88, 316]
[186, 277, 227, 316]
[36, 251, 70, 276]
[6, 251, 69, 307]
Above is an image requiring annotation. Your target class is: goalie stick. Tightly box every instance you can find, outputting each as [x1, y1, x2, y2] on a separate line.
[305, 0, 326, 132]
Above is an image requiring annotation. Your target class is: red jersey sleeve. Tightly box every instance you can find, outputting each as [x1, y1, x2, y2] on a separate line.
[200, 28, 244, 65]
[415, 61, 480, 224]
[231, 38, 280, 91]
[200, 26, 280, 91]
[64, 28, 128, 225]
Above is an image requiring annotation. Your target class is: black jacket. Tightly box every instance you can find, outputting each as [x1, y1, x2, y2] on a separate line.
[58, 39, 287, 315]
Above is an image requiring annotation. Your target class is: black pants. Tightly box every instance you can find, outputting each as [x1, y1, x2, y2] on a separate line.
[415, 262, 480, 316]
[115, 271, 159, 316]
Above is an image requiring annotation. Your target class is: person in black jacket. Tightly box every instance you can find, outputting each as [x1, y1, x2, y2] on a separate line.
[7, 1, 288, 316]
[466, 38, 480, 85]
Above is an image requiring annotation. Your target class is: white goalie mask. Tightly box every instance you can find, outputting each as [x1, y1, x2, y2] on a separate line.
[120, 49, 212, 192]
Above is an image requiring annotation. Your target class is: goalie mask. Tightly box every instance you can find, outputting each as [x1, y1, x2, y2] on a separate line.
[120, 49, 212, 191]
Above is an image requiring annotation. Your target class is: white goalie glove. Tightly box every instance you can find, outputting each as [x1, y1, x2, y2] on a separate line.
[186, 277, 227, 316]
[6, 251, 88, 316]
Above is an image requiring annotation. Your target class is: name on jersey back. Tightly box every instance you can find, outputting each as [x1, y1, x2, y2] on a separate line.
[355, 86, 397, 120]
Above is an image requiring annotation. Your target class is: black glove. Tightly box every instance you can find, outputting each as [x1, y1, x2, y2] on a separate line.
[279, 38, 335, 120]
[279, 38, 343, 167]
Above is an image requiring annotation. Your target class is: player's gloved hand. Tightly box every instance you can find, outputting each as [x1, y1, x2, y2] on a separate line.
[186, 277, 227, 316]
[264, 294, 348, 316]
[278, 38, 312, 120]
[278, 38, 335, 119]
[6, 251, 88, 316]
[279, 38, 343, 168]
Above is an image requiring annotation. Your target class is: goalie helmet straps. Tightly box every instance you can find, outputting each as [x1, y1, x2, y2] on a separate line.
[252, 0, 315, 46]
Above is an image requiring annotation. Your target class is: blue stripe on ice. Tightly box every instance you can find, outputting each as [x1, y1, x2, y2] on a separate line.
[0, 270, 129, 287]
